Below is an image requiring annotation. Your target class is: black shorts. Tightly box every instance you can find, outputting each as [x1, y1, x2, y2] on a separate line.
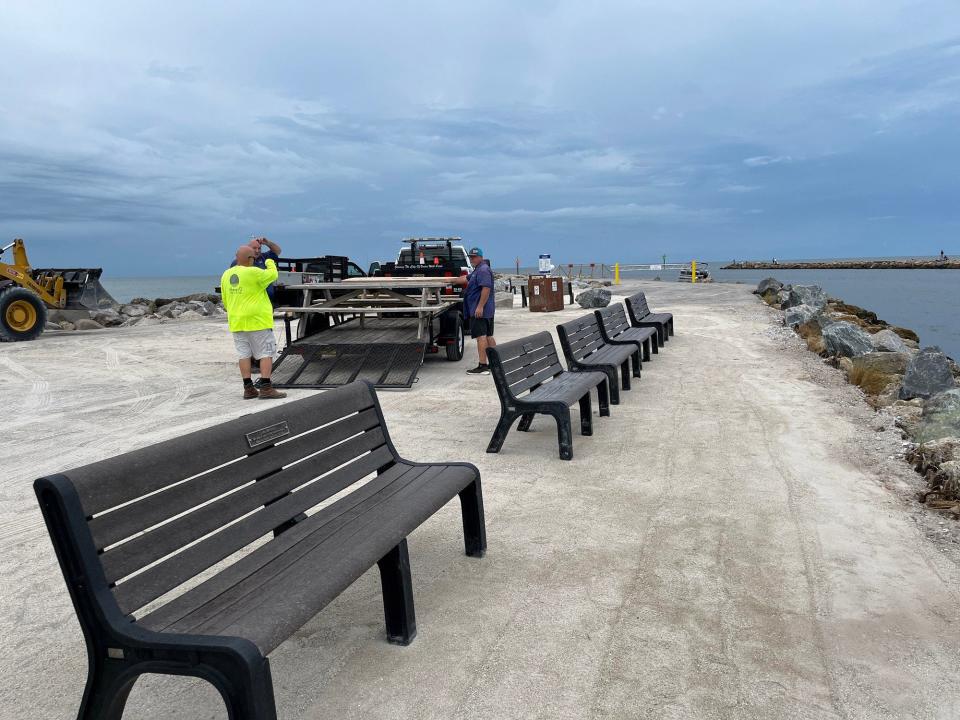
[469, 317, 495, 339]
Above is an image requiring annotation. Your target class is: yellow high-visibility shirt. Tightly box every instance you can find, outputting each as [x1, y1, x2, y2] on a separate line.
[220, 259, 278, 332]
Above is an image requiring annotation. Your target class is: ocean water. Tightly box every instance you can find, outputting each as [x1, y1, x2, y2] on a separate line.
[103, 267, 958, 359]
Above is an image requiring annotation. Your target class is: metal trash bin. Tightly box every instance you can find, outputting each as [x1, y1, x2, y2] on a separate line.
[527, 276, 565, 312]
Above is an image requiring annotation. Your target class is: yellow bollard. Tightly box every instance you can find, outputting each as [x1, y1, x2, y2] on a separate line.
[614, 262, 620, 285]
[691, 260, 697, 283]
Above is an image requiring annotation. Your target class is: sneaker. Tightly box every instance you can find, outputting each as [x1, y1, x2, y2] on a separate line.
[243, 385, 259, 400]
[258, 385, 288, 400]
[466, 364, 490, 375]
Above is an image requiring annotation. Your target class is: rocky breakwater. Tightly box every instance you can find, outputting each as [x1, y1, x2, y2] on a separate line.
[46, 293, 226, 332]
[756, 277, 960, 515]
[727, 258, 960, 270]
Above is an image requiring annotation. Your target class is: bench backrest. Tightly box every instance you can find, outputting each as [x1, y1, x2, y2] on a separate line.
[556, 313, 607, 363]
[35, 381, 397, 619]
[487, 332, 565, 403]
[595, 303, 631, 340]
[625, 292, 651, 323]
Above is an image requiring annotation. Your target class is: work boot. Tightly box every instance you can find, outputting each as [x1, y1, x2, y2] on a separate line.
[258, 385, 287, 400]
[243, 385, 259, 400]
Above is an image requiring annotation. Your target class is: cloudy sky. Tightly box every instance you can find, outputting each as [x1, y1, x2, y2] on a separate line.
[2, 1, 959, 275]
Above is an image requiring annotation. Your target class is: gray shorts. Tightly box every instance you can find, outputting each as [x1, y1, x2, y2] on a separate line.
[233, 329, 276, 360]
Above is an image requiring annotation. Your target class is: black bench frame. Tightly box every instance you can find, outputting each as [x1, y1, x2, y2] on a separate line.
[625, 291, 674, 347]
[487, 331, 609, 460]
[556, 313, 640, 405]
[595, 303, 657, 363]
[34, 381, 486, 720]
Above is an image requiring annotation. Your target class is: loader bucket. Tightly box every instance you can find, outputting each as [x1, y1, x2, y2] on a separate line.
[32, 268, 118, 310]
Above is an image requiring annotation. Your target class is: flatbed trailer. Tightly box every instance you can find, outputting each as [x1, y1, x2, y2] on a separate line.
[271, 277, 464, 389]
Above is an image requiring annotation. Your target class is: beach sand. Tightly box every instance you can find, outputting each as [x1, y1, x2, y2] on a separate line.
[1, 280, 957, 719]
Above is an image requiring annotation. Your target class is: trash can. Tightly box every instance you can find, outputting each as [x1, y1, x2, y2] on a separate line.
[527, 276, 565, 312]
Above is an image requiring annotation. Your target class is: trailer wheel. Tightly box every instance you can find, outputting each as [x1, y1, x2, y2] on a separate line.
[446, 314, 465, 361]
[0, 286, 48, 341]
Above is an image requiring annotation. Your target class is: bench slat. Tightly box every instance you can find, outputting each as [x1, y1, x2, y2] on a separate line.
[113, 444, 395, 614]
[101, 427, 388, 583]
[499, 342, 557, 375]
[142, 462, 430, 633]
[90, 408, 382, 550]
[72, 382, 375, 516]
[503, 352, 557, 385]
[510, 362, 567, 396]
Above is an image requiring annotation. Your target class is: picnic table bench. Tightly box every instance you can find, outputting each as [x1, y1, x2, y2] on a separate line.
[487, 331, 610, 460]
[556, 313, 640, 405]
[625, 291, 674, 347]
[595, 303, 658, 362]
[34, 381, 486, 720]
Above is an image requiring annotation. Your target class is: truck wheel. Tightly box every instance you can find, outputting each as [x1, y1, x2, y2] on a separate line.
[446, 314, 465, 361]
[0, 286, 48, 341]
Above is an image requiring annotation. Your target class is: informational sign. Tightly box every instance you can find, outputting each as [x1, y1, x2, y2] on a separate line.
[538, 254, 553, 275]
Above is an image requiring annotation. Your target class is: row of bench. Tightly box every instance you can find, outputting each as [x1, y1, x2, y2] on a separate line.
[32, 290, 672, 720]
[487, 292, 673, 460]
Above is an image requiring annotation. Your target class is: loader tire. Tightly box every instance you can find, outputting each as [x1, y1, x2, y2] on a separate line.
[0, 286, 47, 341]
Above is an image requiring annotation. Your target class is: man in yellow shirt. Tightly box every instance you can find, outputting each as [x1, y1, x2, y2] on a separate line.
[221, 245, 287, 400]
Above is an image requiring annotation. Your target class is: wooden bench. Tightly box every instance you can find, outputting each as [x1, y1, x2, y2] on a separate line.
[625, 291, 674, 347]
[556, 313, 640, 405]
[34, 381, 486, 720]
[487, 331, 610, 460]
[595, 303, 658, 362]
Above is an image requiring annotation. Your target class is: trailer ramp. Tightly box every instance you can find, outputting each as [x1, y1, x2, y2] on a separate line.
[271, 318, 428, 389]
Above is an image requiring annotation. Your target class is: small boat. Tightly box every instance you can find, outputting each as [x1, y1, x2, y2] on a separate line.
[678, 265, 712, 283]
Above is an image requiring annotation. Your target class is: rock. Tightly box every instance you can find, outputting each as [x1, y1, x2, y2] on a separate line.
[91, 308, 124, 327]
[494, 278, 511, 293]
[760, 289, 781, 307]
[754, 278, 783, 295]
[494, 292, 514, 310]
[784, 304, 819, 327]
[186, 301, 211, 316]
[177, 310, 205, 321]
[45, 322, 61, 331]
[822, 321, 874, 358]
[157, 302, 186, 319]
[869, 328, 909, 353]
[848, 352, 910, 397]
[838, 356, 854, 376]
[137, 316, 165, 327]
[59, 321, 76, 331]
[784, 285, 827, 311]
[120, 303, 150, 318]
[890, 326, 920, 343]
[828, 302, 884, 326]
[121, 317, 142, 327]
[912, 389, 960, 443]
[899, 347, 956, 400]
[75, 319, 104, 331]
[908, 437, 960, 475]
[776, 289, 790, 307]
[575, 288, 612, 308]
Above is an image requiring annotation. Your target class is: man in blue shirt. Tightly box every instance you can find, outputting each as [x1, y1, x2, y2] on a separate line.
[230, 236, 282, 302]
[457, 246, 497, 375]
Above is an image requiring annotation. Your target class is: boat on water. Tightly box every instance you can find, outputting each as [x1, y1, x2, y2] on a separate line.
[678, 264, 712, 282]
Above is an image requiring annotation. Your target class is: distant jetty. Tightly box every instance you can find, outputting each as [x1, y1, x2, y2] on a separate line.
[723, 259, 960, 270]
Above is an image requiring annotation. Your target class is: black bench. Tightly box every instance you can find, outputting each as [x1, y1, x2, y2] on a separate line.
[556, 313, 640, 405]
[34, 380, 486, 720]
[625, 291, 674, 347]
[595, 303, 658, 362]
[487, 331, 609, 460]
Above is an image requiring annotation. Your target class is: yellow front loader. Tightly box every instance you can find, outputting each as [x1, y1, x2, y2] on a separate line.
[0, 238, 116, 341]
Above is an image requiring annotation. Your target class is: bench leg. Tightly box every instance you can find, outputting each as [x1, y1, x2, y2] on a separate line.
[377, 539, 417, 645]
[486, 411, 518, 453]
[597, 379, 611, 417]
[578, 393, 593, 436]
[668, 319, 675, 337]
[78, 659, 139, 720]
[631, 349, 642, 378]
[207, 654, 278, 720]
[643, 337, 652, 362]
[651, 335, 659, 354]
[458, 477, 487, 558]
[605, 369, 621, 405]
[517, 413, 535, 432]
[553, 408, 574, 460]
[620, 360, 632, 391]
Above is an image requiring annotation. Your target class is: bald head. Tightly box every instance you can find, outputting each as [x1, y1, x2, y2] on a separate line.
[236, 245, 257, 266]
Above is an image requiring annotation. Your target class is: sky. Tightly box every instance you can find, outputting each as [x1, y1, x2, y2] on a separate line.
[1, 1, 959, 276]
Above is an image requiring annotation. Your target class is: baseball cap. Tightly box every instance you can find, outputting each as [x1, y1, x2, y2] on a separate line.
[468, 246, 484, 257]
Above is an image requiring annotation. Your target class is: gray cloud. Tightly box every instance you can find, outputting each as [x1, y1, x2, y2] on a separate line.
[0, 2, 959, 273]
